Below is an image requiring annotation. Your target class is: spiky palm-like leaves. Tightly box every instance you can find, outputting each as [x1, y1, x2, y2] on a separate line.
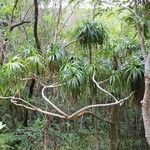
[60, 56, 86, 100]
[75, 21, 108, 64]
[125, 56, 144, 108]
[76, 21, 107, 48]
[46, 42, 66, 73]
[60, 58, 86, 89]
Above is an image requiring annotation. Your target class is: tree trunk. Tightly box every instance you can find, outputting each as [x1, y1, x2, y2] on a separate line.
[110, 105, 119, 150]
[54, 0, 63, 42]
[142, 54, 150, 145]
[110, 54, 119, 150]
[133, 0, 150, 146]
[0, 46, 5, 66]
[33, 0, 41, 52]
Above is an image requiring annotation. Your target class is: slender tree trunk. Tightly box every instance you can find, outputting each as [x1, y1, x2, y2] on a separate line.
[110, 55, 119, 150]
[43, 129, 47, 150]
[0, 45, 5, 66]
[134, 0, 146, 58]
[54, 0, 63, 42]
[133, 0, 150, 146]
[33, 0, 41, 52]
[95, 119, 101, 150]
[89, 48, 92, 64]
[110, 104, 119, 150]
[142, 54, 150, 145]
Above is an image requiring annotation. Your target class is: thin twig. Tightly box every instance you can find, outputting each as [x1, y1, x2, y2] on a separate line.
[11, 0, 19, 24]
[98, 78, 109, 84]
[22, 6, 32, 21]
[54, 0, 81, 39]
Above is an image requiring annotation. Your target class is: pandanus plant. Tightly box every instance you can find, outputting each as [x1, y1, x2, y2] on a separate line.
[75, 21, 108, 64]
[124, 56, 144, 108]
[60, 56, 86, 101]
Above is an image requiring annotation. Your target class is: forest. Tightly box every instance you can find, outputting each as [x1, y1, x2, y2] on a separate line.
[0, 0, 150, 149]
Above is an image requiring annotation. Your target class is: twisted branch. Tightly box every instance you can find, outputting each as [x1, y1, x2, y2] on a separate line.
[41, 83, 68, 117]
[0, 96, 65, 118]
[68, 92, 133, 119]
[0, 72, 133, 120]
[92, 71, 119, 102]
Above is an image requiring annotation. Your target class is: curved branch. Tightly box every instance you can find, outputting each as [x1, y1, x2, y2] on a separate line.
[98, 78, 109, 84]
[0, 90, 133, 120]
[0, 96, 66, 118]
[10, 21, 30, 32]
[41, 83, 68, 117]
[68, 92, 134, 119]
[92, 71, 118, 102]
[76, 111, 112, 124]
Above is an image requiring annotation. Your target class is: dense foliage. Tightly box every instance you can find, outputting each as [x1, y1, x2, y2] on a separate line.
[0, 0, 150, 149]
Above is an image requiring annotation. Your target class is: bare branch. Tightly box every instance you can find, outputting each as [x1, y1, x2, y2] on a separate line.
[0, 73, 133, 120]
[0, 96, 12, 99]
[9, 0, 31, 32]
[92, 71, 118, 102]
[11, 97, 36, 111]
[17, 77, 68, 117]
[68, 92, 134, 119]
[11, 97, 66, 118]
[41, 83, 68, 117]
[62, 39, 79, 49]
[98, 78, 109, 84]
[54, 0, 81, 39]
[0, 89, 133, 120]
[22, 6, 32, 21]
[0, 96, 66, 118]
[10, 21, 30, 32]
[76, 111, 112, 124]
[101, 1, 135, 15]
[11, 0, 19, 24]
